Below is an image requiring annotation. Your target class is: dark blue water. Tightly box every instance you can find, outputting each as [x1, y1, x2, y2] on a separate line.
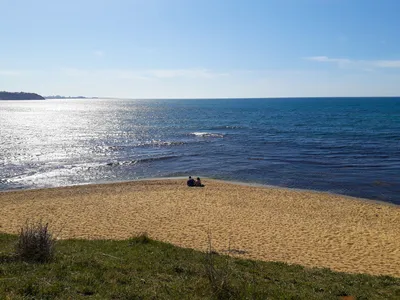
[1, 98, 399, 204]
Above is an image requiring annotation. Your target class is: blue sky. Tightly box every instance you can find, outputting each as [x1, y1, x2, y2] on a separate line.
[1, 0, 400, 98]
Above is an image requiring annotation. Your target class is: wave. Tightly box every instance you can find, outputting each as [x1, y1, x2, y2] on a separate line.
[208, 125, 246, 130]
[11, 162, 106, 181]
[190, 132, 224, 138]
[136, 140, 186, 147]
[106, 155, 179, 167]
[91, 141, 188, 154]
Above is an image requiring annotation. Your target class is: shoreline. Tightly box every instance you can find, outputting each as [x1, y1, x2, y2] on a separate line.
[1, 176, 398, 208]
[1, 178, 399, 277]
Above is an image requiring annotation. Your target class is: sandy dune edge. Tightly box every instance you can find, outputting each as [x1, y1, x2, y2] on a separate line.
[0, 179, 399, 277]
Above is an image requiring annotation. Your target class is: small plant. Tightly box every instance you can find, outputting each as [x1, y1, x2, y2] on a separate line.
[128, 232, 151, 245]
[15, 220, 56, 263]
[204, 230, 237, 299]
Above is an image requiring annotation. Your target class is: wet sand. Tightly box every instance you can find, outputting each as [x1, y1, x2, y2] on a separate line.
[0, 179, 399, 277]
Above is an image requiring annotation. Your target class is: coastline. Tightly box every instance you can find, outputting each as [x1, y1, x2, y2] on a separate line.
[1, 178, 399, 277]
[2, 176, 398, 208]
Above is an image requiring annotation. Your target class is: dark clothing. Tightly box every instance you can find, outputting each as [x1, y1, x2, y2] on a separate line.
[187, 178, 195, 187]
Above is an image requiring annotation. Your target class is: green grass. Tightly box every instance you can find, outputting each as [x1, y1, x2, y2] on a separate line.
[0, 233, 399, 299]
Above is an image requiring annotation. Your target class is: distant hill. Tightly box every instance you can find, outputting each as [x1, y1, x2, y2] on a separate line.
[0, 91, 45, 100]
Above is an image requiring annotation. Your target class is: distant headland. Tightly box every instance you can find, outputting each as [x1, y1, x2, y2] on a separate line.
[45, 95, 98, 99]
[0, 91, 45, 100]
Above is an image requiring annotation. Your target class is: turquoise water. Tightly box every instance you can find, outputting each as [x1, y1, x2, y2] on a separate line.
[0, 97, 399, 204]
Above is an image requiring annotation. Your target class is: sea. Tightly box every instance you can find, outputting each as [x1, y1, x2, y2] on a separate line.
[0, 97, 399, 205]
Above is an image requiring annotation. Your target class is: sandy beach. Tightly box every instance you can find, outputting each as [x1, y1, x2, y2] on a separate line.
[0, 179, 399, 277]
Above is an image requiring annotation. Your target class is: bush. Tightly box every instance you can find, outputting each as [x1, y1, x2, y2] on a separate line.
[15, 221, 56, 263]
[128, 232, 151, 245]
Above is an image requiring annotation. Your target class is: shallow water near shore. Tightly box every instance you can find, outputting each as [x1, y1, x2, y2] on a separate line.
[1, 97, 399, 204]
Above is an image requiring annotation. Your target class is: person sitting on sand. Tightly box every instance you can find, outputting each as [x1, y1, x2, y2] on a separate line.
[187, 176, 195, 187]
[195, 177, 204, 187]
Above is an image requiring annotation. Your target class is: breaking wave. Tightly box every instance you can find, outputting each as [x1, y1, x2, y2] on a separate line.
[135, 140, 186, 147]
[94, 140, 191, 153]
[106, 155, 179, 167]
[208, 125, 246, 130]
[190, 132, 225, 138]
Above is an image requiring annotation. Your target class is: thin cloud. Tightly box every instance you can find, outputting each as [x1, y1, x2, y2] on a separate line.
[0, 70, 23, 76]
[373, 60, 400, 68]
[305, 56, 352, 68]
[61, 68, 149, 80]
[61, 68, 229, 80]
[306, 56, 351, 64]
[305, 56, 400, 69]
[146, 68, 229, 79]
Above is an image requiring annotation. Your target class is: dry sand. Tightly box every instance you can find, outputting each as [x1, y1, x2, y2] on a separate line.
[0, 179, 399, 277]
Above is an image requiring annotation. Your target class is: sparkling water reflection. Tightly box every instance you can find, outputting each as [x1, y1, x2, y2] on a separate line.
[1, 98, 399, 204]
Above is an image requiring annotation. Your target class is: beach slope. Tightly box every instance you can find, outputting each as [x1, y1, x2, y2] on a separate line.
[0, 179, 399, 277]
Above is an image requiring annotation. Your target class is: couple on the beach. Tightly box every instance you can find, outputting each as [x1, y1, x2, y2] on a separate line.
[187, 176, 204, 187]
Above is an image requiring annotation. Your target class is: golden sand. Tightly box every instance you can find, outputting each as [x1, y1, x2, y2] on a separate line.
[0, 179, 399, 277]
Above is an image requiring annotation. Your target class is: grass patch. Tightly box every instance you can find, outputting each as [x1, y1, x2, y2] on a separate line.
[204, 231, 239, 299]
[0, 233, 399, 299]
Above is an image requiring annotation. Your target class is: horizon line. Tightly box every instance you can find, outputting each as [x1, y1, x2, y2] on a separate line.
[44, 96, 400, 100]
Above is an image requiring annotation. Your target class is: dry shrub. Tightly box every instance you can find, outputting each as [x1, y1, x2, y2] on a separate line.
[15, 220, 56, 263]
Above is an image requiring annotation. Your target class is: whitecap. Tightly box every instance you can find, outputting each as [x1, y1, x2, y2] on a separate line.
[190, 132, 224, 138]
